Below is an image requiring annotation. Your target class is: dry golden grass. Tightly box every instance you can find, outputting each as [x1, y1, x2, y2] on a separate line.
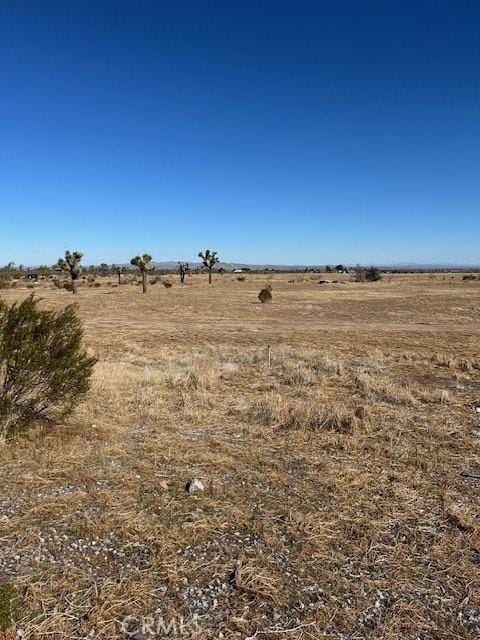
[0, 272, 480, 638]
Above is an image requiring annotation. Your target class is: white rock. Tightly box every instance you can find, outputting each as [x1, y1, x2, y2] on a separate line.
[186, 479, 205, 493]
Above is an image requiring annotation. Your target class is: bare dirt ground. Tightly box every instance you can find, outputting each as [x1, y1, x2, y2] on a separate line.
[1, 272, 480, 639]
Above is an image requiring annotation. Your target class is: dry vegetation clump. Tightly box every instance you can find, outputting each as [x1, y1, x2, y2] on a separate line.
[442, 488, 480, 531]
[167, 360, 220, 393]
[351, 368, 417, 406]
[0, 278, 12, 289]
[258, 284, 272, 303]
[278, 361, 316, 386]
[251, 391, 364, 433]
[416, 387, 452, 404]
[271, 348, 345, 379]
[431, 352, 457, 368]
[431, 353, 480, 374]
[233, 562, 282, 604]
[311, 354, 345, 376]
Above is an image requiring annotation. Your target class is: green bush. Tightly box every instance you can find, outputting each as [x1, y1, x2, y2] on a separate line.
[0, 295, 97, 439]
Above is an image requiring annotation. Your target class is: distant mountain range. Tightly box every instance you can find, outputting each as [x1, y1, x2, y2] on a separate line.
[145, 261, 480, 271]
[149, 261, 312, 271]
[15, 261, 480, 271]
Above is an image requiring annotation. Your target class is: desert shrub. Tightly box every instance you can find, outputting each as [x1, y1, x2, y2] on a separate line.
[94, 282, 101, 287]
[0, 279, 11, 290]
[353, 265, 381, 282]
[237, 276, 246, 282]
[258, 285, 272, 303]
[53, 279, 73, 291]
[462, 274, 476, 281]
[353, 266, 366, 282]
[365, 266, 382, 281]
[163, 281, 173, 288]
[0, 295, 97, 439]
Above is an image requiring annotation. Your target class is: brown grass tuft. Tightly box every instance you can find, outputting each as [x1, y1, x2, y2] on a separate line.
[233, 562, 282, 603]
[251, 392, 364, 433]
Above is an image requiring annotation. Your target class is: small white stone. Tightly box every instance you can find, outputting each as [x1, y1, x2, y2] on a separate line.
[186, 479, 205, 493]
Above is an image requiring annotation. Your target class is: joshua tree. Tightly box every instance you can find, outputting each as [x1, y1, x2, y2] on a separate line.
[57, 250, 83, 294]
[177, 262, 190, 284]
[130, 254, 152, 293]
[198, 249, 219, 284]
[114, 265, 124, 285]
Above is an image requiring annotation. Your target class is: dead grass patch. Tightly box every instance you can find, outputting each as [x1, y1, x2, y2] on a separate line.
[233, 562, 282, 604]
[251, 392, 365, 433]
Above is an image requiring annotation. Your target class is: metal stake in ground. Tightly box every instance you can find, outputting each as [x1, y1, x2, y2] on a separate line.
[267, 345, 272, 367]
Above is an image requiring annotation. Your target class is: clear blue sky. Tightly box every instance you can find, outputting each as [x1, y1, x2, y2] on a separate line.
[1, 1, 479, 266]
